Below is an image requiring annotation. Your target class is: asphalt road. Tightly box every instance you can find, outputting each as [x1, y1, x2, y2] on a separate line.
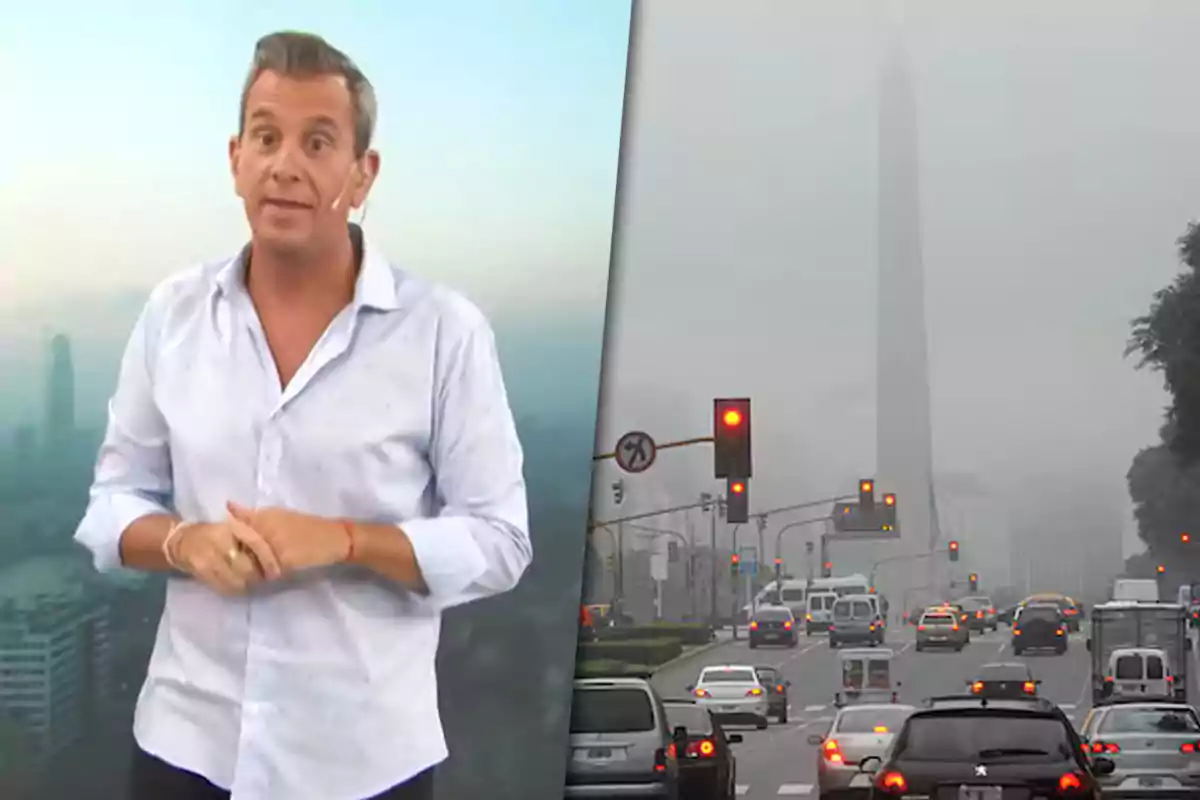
[651, 624, 1093, 798]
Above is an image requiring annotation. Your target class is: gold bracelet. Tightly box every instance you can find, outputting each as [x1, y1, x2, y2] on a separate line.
[162, 521, 191, 569]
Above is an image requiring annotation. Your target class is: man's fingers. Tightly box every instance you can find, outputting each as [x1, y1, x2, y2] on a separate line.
[197, 559, 247, 596]
[228, 515, 284, 580]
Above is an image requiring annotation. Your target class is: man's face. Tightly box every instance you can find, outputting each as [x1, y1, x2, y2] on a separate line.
[229, 70, 378, 255]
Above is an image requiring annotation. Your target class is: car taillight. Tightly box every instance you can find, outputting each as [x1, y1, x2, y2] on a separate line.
[784, 620, 793, 630]
[828, 624, 836, 631]
[976, 610, 984, 618]
[876, 769, 907, 793]
[1023, 681, 1036, 694]
[686, 739, 716, 758]
[1090, 741, 1119, 754]
[1058, 772, 1083, 791]
[807, 613, 813, 620]
[1180, 741, 1200, 754]
[747, 687, 763, 696]
[655, 746, 669, 772]
[776, 684, 785, 692]
[822, 738, 844, 764]
[917, 624, 926, 631]
[869, 624, 876, 631]
[988, 607, 996, 614]
[693, 688, 710, 698]
[1013, 628, 1022, 636]
[951, 623, 959, 631]
[971, 681, 984, 693]
[749, 621, 758, 630]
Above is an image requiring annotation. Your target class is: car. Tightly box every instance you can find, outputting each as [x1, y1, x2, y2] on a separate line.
[565, 676, 685, 798]
[806, 590, 839, 635]
[859, 695, 1110, 798]
[1076, 700, 1200, 797]
[810, 703, 915, 799]
[1020, 593, 1083, 632]
[1012, 602, 1068, 656]
[662, 699, 741, 800]
[934, 602, 973, 638]
[915, 609, 968, 651]
[829, 595, 885, 648]
[753, 665, 790, 723]
[969, 662, 1039, 699]
[749, 605, 798, 648]
[688, 665, 770, 730]
[958, 595, 999, 632]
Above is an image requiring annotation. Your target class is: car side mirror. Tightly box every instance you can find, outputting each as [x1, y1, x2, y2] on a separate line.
[807, 733, 824, 746]
[859, 755, 882, 774]
[728, 733, 743, 744]
[1092, 756, 1116, 776]
[685, 684, 694, 692]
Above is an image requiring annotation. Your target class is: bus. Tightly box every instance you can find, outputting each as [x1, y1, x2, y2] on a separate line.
[743, 574, 873, 619]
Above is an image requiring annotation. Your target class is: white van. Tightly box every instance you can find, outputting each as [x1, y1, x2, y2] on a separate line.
[805, 592, 838, 635]
[1104, 647, 1173, 700]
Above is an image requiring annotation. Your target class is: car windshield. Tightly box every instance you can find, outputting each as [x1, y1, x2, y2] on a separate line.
[1100, 707, 1200, 734]
[702, 668, 756, 684]
[836, 707, 913, 733]
[755, 668, 780, 683]
[922, 613, 954, 625]
[663, 704, 713, 735]
[1019, 606, 1060, 622]
[756, 608, 791, 621]
[571, 688, 655, 733]
[835, 600, 873, 619]
[900, 713, 1074, 762]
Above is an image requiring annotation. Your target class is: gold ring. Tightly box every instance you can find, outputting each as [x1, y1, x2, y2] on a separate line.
[226, 547, 240, 564]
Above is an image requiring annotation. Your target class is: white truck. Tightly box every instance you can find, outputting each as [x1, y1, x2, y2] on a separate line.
[1087, 601, 1190, 705]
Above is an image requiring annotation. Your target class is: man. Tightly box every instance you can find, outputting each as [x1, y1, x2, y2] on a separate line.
[75, 31, 531, 800]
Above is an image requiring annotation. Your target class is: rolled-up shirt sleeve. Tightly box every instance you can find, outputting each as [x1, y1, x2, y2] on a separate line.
[401, 315, 532, 609]
[74, 298, 173, 573]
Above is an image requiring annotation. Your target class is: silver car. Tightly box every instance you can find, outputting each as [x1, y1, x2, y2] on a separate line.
[915, 609, 968, 652]
[566, 677, 682, 798]
[810, 703, 915, 798]
[688, 665, 770, 730]
[1077, 701, 1200, 797]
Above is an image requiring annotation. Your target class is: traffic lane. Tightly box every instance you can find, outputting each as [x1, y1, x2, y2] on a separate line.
[651, 634, 827, 702]
[1007, 632, 1092, 723]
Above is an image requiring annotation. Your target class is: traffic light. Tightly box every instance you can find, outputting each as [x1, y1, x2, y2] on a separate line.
[726, 478, 749, 523]
[1157, 563, 1166, 575]
[1183, 533, 1192, 544]
[948, 540, 960, 562]
[969, 573, 979, 592]
[773, 556, 783, 582]
[730, 553, 741, 577]
[713, 398, 752, 478]
[822, 561, 833, 578]
[881, 493, 897, 531]
[858, 479, 876, 512]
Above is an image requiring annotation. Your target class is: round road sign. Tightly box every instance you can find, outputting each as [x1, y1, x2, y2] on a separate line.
[614, 431, 657, 474]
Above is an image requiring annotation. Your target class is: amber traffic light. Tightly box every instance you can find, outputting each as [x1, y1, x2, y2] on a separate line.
[726, 477, 749, 523]
[858, 478, 876, 512]
[1157, 564, 1166, 574]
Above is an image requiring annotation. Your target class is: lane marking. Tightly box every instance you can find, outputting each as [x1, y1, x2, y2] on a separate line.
[778, 784, 813, 795]
[1060, 703, 1076, 710]
[736, 785, 750, 796]
[996, 640, 1006, 655]
[804, 704, 825, 712]
[896, 642, 912, 655]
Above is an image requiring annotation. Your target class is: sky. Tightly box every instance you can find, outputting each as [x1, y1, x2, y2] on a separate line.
[591, 0, 1200, 585]
[0, 1, 631, 316]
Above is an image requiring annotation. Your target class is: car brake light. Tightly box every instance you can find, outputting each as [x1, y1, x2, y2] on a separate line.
[693, 688, 710, 698]
[828, 625, 836, 632]
[988, 607, 995, 614]
[917, 624, 926, 631]
[749, 621, 758, 630]
[1055, 628, 1064, 636]
[1090, 741, 1119, 754]
[1058, 772, 1082, 791]
[1013, 628, 1022, 636]
[822, 738, 844, 764]
[976, 610, 984, 618]
[776, 684, 785, 692]
[951, 624, 959, 631]
[869, 624, 876, 631]
[1023, 681, 1036, 694]
[655, 746, 669, 772]
[1180, 741, 1200, 754]
[806, 613, 813, 620]
[686, 738, 716, 758]
[876, 770, 907, 793]
[784, 621, 793, 630]
[971, 681, 984, 693]
[747, 687, 763, 696]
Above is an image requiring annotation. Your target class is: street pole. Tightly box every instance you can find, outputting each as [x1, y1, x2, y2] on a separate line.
[616, 521, 625, 621]
[705, 492, 717, 630]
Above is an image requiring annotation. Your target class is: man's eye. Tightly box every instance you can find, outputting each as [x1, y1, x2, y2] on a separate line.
[255, 132, 276, 147]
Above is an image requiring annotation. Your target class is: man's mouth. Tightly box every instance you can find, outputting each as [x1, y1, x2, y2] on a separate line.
[263, 198, 312, 209]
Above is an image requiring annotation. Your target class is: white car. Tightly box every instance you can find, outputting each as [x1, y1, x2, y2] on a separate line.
[688, 665, 769, 730]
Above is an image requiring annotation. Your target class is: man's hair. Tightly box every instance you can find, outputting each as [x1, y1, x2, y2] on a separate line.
[239, 31, 377, 158]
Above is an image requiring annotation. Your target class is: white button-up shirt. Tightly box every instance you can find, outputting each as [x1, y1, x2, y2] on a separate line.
[74, 227, 532, 800]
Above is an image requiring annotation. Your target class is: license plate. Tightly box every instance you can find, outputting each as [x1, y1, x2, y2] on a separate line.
[587, 748, 611, 759]
[1140, 776, 1163, 787]
[958, 786, 1002, 800]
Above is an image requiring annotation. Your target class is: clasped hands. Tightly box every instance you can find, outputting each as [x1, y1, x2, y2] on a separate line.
[168, 502, 352, 595]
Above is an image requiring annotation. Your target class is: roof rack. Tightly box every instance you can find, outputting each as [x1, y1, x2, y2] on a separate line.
[575, 669, 655, 681]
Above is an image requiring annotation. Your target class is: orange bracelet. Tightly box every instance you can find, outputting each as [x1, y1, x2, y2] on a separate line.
[341, 519, 357, 563]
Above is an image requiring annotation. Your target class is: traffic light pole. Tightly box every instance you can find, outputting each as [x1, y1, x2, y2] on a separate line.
[708, 495, 718, 630]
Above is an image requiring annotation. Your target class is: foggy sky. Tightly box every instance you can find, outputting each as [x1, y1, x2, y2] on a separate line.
[593, 0, 1200, 564]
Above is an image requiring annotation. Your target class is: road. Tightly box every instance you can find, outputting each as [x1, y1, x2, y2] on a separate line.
[652, 624, 1093, 798]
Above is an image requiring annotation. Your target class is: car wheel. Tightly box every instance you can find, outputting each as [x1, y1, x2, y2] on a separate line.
[779, 710, 788, 724]
[1013, 647, 1023, 656]
[915, 642, 923, 652]
[757, 718, 768, 730]
[829, 638, 838, 649]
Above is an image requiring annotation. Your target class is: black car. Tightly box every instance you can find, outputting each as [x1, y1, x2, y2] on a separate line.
[749, 605, 798, 649]
[1012, 603, 1067, 656]
[663, 700, 741, 800]
[969, 662, 1039, 699]
[860, 696, 1111, 798]
[754, 665, 790, 723]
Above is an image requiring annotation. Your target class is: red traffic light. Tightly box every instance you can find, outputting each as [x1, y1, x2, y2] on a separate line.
[949, 540, 959, 551]
[969, 573, 978, 581]
[823, 561, 833, 569]
[731, 554, 740, 564]
[883, 493, 896, 506]
[730, 481, 746, 494]
[1157, 564, 1166, 574]
[722, 409, 743, 427]
[860, 479, 873, 493]
[773, 557, 782, 566]
[1183, 533, 1191, 543]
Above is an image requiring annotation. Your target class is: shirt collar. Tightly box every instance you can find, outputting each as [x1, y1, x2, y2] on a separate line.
[213, 224, 399, 311]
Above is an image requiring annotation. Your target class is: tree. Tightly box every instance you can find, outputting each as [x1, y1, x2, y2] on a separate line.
[1126, 425, 1200, 559]
[1127, 221, 1200, 463]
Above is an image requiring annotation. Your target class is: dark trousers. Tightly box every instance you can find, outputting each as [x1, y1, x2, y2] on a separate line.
[129, 748, 434, 800]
